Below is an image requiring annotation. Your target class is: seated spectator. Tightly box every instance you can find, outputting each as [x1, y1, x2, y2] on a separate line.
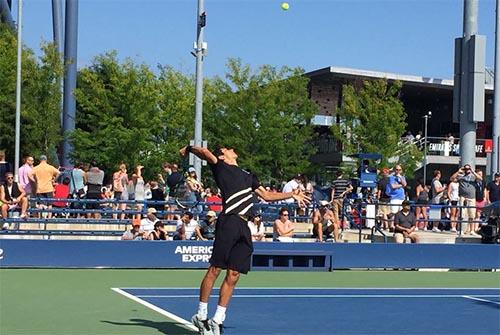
[147, 221, 168, 240]
[205, 188, 223, 213]
[195, 210, 217, 240]
[248, 213, 265, 241]
[173, 211, 198, 240]
[141, 207, 160, 234]
[0, 172, 28, 219]
[312, 200, 338, 242]
[121, 219, 146, 240]
[274, 207, 294, 242]
[52, 177, 71, 213]
[394, 200, 420, 243]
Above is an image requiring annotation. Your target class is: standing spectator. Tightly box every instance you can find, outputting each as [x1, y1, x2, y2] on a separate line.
[430, 170, 446, 205]
[85, 162, 104, 219]
[330, 171, 352, 229]
[195, 210, 217, 241]
[393, 200, 420, 243]
[386, 165, 407, 217]
[247, 213, 265, 241]
[448, 177, 460, 233]
[473, 169, 486, 234]
[147, 221, 168, 240]
[18, 155, 34, 197]
[282, 174, 302, 204]
[486, 173, 500, 204]
[451, 164, 482, 235]
[173, 211, 198, 240]
[31, 155, 60, 219]
[132, 165, 146, 219]
[112, 164, 128, 220]
[150, 181, 166, 213]
[0, 150, 12, 185]
[377, 168, 392, 231]
[311, 200, 338, 242]
[274, 207, 294, 242]
[166, 163, 184, 197]
[414, 178, 429, 230]
[69, 163, 86, 199]
[0, 172, 28, 219]
[186, 167, 204, 213]
[430, 170, 446, 232]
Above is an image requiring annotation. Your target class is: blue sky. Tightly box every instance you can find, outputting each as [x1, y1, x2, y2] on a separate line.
[13, 0, 497, 79]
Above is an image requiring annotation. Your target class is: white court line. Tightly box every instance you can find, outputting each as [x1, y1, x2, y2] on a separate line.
[136, 294, 500, 299]
[462, 295, 500, 306]
[118, 287, 500, 290]
[110, 288, 197, 332]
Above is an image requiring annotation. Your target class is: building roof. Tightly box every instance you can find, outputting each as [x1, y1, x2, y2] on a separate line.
[306, 66, 494, 92]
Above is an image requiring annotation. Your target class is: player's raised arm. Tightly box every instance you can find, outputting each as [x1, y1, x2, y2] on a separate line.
[254, 186, 311, 208]
[179, 145, 218, 165]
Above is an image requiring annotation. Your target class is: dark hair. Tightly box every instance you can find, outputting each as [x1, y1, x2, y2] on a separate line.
[402, 200, 411, 207]
[279, 207, 289, 216]
[154, 221, 164, 229]
[62, 177, 71, 185]
[433, 170, 440, 177]
[182, 211, 194, 220]
[416, 178, 425, 187]
[213, 145, 225, 157]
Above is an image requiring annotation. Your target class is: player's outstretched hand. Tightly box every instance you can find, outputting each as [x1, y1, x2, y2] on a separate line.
[179, 146, 188, 157]
[292, 189, 311, 208]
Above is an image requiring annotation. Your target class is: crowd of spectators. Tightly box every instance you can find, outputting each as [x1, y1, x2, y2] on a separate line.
[1, 148, 498, 243]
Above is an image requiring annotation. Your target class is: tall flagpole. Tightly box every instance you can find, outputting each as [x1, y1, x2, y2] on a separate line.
[14, 0, 23, 182]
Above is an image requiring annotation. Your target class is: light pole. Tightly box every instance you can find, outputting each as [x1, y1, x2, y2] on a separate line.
[14, 0, 23, 182]
[423, 111, 432, 184]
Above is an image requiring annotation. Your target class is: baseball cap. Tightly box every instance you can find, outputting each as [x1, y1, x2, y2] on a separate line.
[495, 172, 500, 178]
[206, 210, 217, 217]
[147, 208, 157, 214]
[319, 200, 330, 207]
[132, 218, 141, 227]
[188, 167, 196, 173]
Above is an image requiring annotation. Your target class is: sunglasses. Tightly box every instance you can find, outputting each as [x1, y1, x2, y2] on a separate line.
[282, 213, 289, 216]
[6, 176, 13, 179]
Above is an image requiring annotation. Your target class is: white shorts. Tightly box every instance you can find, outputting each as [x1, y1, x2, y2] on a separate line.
[390, 199, 404, 214]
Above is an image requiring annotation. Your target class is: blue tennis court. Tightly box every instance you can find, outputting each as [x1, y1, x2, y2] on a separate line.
[112, 287, 500, 334]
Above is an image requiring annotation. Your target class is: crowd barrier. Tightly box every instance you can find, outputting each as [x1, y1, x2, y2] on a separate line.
[0, 239, 498, 270]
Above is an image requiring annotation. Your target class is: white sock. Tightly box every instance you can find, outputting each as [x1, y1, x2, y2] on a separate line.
[213, 305, 226, 324]
[197, 301, 208, 320]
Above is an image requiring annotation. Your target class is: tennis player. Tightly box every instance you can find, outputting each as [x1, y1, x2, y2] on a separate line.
[180, 144, 310, 335]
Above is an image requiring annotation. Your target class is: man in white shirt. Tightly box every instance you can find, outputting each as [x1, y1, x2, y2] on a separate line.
[141, 207, 160, 234]
[282, 174, 303, 204]
[174, 211, 198, 240]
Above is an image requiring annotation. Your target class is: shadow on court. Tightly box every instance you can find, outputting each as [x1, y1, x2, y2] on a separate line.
[101, 318, 196, 334]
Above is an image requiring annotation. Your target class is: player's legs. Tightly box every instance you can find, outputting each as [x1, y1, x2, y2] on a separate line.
[200, 266, 222, 303]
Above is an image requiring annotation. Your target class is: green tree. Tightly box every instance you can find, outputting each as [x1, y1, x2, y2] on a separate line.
[0, 24, 63, 163]
[332, 79, 422, 177]
[70, 52, 161, 177]
[204, 59, 318, 185]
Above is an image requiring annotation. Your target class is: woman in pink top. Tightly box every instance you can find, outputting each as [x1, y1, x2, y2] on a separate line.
[274, 207, 294, 242]
[112, 164, 128, 220]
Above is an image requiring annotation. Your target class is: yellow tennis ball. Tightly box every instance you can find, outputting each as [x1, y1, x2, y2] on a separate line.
[281, 2, 289, 10]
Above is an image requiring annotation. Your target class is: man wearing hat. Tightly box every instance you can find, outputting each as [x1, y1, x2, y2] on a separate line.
[141, 207, 160, 233]
[195, 210, 217, 241]
[311, 200, 338, 242]
[31, 155, 60, 218]
[121, 218, 145, 240]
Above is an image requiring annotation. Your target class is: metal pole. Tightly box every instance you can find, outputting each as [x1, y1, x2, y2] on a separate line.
[52, 0, 64, 129]
[423, 116, 428, 183]
[13, 0, 22, 182]
[459, 0, 478, 169]
[492, 0, 500, 175]
[193, 0, 205, 178]
[62, 0, 78, 168]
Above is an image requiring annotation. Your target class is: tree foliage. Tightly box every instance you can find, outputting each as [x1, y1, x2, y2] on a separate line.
[332, 79, 422, 177]
[204, 59, 318, 185]
[0, 23, 63, 163]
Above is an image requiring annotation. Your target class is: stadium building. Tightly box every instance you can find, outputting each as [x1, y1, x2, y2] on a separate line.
[305, 66, 495, 179]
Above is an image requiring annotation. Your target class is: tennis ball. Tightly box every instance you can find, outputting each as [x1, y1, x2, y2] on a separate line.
[281, 2, 289, 10]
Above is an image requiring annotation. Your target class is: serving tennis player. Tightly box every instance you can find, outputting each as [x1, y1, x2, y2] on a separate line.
[180, 144, 310, 335]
